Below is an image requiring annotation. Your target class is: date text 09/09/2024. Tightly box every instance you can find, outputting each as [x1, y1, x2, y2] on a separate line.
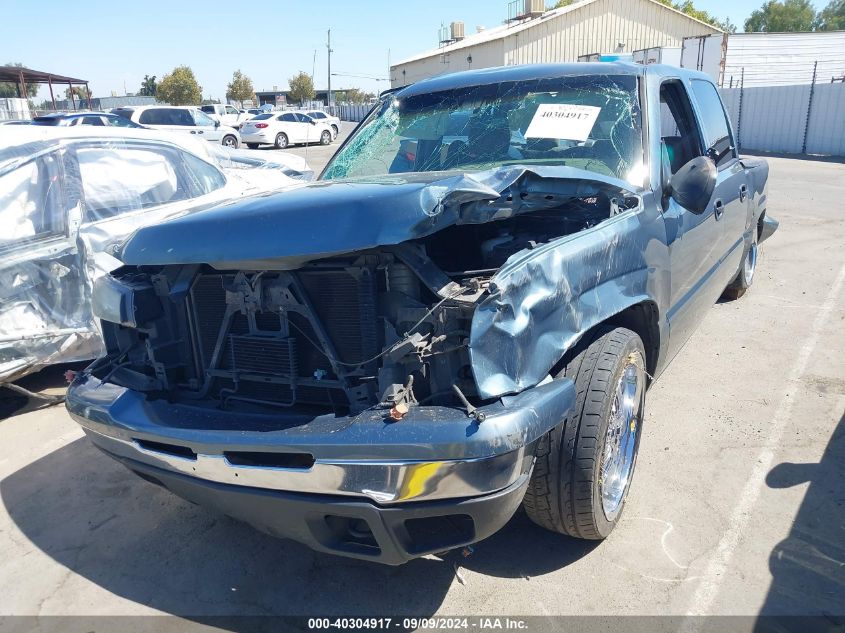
[307, 617, 529, 630]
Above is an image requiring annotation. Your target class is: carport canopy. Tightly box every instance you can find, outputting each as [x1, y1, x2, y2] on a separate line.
[0, 65, 91, 111]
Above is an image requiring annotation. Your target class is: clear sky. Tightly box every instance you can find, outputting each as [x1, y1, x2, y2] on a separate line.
[1, 0, 825, 102]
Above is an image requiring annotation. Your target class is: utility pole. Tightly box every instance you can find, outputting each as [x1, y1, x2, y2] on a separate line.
[327, 29, 333, 106]
[311, 49, 316, 83]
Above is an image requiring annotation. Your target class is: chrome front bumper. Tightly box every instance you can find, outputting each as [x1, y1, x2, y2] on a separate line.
[67, 373, 575, 506]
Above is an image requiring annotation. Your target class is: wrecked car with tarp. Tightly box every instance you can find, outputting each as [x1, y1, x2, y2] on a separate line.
[0, 126, 311, 386]
[67, 63, 776, 564]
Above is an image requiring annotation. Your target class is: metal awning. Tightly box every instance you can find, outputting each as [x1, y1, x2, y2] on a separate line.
[0, 65, 91, 111]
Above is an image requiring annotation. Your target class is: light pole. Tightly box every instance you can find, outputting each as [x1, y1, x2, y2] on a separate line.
[327, 29, 333, 106]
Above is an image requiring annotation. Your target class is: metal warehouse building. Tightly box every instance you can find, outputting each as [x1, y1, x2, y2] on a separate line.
[390, 0, 721, 87]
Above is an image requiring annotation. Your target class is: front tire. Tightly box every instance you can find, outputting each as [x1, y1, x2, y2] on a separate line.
[523, 326, 646, 540]
[274, 133, 288, 149]
[222, 135, 238, 149]
[320, 130, 332, 145]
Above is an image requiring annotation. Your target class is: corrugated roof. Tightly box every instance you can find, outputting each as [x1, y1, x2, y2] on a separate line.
[0, 65, 87, 84]
[393, 0, 721, 67]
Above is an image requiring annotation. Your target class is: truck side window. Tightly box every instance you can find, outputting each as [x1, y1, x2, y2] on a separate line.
[659, 80, 703, 176]
[690, 80, 735, 168]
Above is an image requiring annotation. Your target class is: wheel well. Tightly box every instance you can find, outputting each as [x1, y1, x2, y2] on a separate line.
[757, 210, 766, 240]
[549, 301, 660, 385]
[604, 301, 660, 380]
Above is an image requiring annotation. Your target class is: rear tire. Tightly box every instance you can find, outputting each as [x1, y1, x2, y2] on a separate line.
[523, 326, 646, 540]
[246, 143, 259, 149]
[331, 124, 338, 137]
[274, 133, 288, 149]
[722, 229, 758, 300]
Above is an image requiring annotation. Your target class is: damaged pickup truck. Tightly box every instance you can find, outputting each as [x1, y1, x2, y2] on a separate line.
[67, 63, 777, 564]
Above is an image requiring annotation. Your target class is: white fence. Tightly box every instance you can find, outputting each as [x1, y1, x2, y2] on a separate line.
[0, 98, 30, 121]
[720, 82, 845, 156]
[326, 103, 372, 123]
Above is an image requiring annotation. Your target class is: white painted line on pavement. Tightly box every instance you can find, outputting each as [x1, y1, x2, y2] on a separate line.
[683, 259, 845, 623]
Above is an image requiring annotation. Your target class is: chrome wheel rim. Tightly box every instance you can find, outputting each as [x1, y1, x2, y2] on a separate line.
[277, 135, 286, 148]
[600, 359, 644, 521]
[744, 240, 758, 285]
[223, 136, 235, 147]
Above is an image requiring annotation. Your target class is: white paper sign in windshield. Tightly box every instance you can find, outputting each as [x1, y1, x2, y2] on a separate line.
[524, 104, 601, 141]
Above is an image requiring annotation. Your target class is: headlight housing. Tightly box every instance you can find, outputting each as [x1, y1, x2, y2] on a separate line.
[92, 274, 161, 328]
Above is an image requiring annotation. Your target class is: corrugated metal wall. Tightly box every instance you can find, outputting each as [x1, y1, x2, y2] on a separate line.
[506, 0, 718, 65]
[723, 32, 845, 88]
[396, 39, 503, 87]
[720, 83, 845, 156]
[391, 0, 718, 87]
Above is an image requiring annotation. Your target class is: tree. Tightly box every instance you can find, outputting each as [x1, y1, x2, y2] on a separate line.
[655, 0, 736, 31]
[816, 0, 845, 29]
[156, 65, 202, 106]
[0, 62, 40, 98]
[64, 86, 91, 101]
[343, 88, 371, 104]
[288, 72, 315, 104]
[226, 70, 255, 107]
[138, 75, 157, 97]
[550, 0, 575, 7]
[745, 0, 816, 31]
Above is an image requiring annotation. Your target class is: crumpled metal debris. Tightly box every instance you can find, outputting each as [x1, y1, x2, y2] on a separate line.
[0, 128, 311, 382]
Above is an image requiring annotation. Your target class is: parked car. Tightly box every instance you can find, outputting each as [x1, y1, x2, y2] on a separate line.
[199, 104, 250, 129]
[245, 108, 263, 117]
[0, 119, 31, 126]
[31, 112, 145, 128]
[303, 109, 340, 138]
[111, 106, 241, 148]
[67, 63, 776, 565]
[0, 125, 311, 384]
[240, 111, 333, 149]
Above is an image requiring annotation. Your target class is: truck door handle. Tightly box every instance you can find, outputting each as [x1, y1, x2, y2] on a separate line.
[739, 184, 748, 202]
[714, 199, 724, 220]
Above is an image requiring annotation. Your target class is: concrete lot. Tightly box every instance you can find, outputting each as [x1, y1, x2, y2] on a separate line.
[1, 129, 843, 625]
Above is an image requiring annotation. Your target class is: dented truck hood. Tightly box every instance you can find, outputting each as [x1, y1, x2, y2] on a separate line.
[117, 165, 640, 269]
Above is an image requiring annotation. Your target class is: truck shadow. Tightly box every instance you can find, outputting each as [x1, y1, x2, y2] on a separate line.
[758, 411, 845, 622]
[1, 437, 596, 621]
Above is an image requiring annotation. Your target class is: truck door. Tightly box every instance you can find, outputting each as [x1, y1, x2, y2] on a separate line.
[658, 79, 732, 361]
[688, 78, 749, 289]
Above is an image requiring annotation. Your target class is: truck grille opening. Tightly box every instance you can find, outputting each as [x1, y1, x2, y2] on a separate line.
[224, 451, 315, 469]
[135, 439, 197, 461]
[187, 270, 379, 413]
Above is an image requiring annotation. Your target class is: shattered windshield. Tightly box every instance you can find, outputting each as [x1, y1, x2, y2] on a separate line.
[322, 75, 644, 185]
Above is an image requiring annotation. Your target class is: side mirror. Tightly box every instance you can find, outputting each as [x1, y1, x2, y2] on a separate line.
[214, 119, 221, 128]
[310, 120, 317, 125]
[668, 156, 717, 214]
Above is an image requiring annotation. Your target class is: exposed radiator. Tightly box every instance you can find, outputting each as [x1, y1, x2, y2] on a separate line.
[188, 269, 379, 410]
[228, 334, 297, 378]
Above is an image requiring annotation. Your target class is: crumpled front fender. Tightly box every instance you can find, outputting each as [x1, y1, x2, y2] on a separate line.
[470, 205, 666, 399]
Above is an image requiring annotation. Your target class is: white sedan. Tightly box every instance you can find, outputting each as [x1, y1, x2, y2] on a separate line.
[241, 112, 333, 149]
[303, 110, 341, 138]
